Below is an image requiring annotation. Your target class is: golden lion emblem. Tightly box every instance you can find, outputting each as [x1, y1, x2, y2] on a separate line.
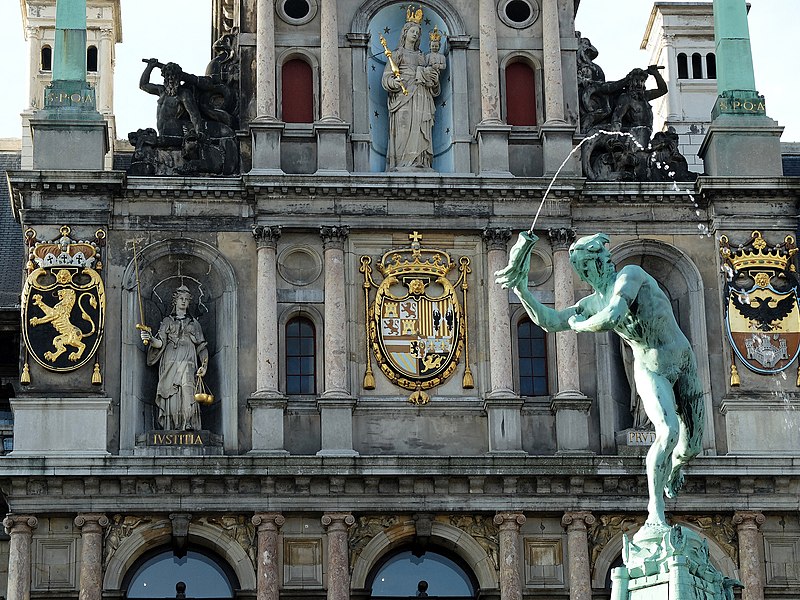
[30, 289, 98, 362]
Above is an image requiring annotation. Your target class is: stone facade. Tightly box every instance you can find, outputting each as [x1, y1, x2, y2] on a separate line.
[1, 1, 799, 600]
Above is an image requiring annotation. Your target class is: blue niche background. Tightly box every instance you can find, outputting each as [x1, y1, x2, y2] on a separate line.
[368, 3, 454, 173]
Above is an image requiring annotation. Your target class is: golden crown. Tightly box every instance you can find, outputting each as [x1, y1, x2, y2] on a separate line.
[377, 231, 454, 279]
[26, 226, 103, 272]
[429, 25, 442, 42]
[719, 230, 797, 274]
[406, 5, 424, 24]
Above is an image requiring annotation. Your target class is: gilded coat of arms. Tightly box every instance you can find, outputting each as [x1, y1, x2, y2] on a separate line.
[720, 231, 800, 381]
[361, 232, 473, 405]
[21, 226, 106, 383]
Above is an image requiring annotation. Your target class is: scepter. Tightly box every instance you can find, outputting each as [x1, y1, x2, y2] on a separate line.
[131, 238, 151, 345]
[379, 35, 408, 96]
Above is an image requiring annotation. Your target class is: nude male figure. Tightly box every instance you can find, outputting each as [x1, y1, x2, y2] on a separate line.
[496, 231, 704, 529]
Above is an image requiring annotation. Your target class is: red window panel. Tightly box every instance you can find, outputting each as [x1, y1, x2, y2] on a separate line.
[505, 61, 537, 126]
[281, 59, 314, 123]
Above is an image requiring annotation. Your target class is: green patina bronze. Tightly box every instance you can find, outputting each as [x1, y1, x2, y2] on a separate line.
[497, 232, 740, 598]
[712, 0, 765, 118]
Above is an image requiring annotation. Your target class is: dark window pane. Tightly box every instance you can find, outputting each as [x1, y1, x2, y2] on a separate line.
[520, 377, 533, 397]
[300, 336, 314, 355]
[286, 337, 301, 356]
[300, 376, 315, 394]
[287, 357, 301, 375]
[300, 357, 314, 374]
[533, 378, 548, 396]
[533, 357, 547, 374]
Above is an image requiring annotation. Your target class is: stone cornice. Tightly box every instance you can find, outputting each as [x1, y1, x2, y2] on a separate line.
[0, 456, 799, 514]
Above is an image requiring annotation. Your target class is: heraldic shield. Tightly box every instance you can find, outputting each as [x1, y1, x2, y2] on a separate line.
[21, 227, 106, 373]
[720, 231, 800, 375]
[361, 232, 473, 405]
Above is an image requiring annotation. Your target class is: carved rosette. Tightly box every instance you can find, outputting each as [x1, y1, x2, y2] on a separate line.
[320, 226, 350, 251]
[547, 227, 576, 252]
[483, 227, 512, 251]
[253, 225, 282, 249]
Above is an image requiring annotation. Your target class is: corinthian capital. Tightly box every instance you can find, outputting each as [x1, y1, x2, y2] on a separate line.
[253, 225, 282, 249]
[320, 226, 350, 250]
[548, 227, 576, 251]
[483, 227, 512, 251]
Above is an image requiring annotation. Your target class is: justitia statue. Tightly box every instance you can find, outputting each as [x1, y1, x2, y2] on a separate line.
[381, 6, 441, 171]
[141, 285, 208, 431]
[496, 232, 705, 531]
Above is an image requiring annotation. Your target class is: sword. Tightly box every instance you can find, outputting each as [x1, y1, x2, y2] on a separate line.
[132, 238, 151, 345]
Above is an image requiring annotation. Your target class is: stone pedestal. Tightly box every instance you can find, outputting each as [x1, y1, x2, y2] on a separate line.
[475, 123, 512, 175]
[250, 119, 285, 174]
[317, 398, 358, 457]
[541, 122, 579, 176]
[248, 398, 289, 455]
[31, 116, 108, 170]
[698, 114, 783, 177]
[551, 395, 593, 454]
[75, 514, 109, 600]
[611, 525, 740, 600]
[252, 513, 285, 600]
[485, 399, 525, 454]
[315, 121, 350, 174]
[11, 397, 110, 456]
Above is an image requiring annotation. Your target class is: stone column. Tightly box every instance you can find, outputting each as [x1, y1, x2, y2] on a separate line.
[561, 512, 595, 600]
[733, 512, 766, 600]
[249, 226, 288, 454]
[493, 512, 526, 600]
[252, 513, 285, 600]
[540, 0, 577, 175]
[4, 515, 38, 600]
[475, 0, 510, 173]
[74, 513, 109, 600]
[251, 0, 284, 172]
[548, 229, 592, 454]
[322, 513, 355, 600]
[318, 226, 357, 456]
[97, 28, 114, 114]
[315, 0, 349, 172]
[483, 228, 523, 453]
[27, 27, 42, 109]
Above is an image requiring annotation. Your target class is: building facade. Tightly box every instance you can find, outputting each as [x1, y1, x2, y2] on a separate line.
[2, 1, 799, 599]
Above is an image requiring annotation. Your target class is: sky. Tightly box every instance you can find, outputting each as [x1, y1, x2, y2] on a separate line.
[0, 0, 797, 142]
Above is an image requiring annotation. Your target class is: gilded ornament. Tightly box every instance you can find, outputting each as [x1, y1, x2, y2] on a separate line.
[361, 232, 471, 404]
[21, 227, 106, 376]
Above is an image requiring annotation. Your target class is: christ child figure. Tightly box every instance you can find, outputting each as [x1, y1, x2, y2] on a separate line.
[426, 27, 446, 74]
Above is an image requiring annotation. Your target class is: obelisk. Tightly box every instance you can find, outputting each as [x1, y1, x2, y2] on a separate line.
[699, 0, 783, 176]
[30, 0, 108, 169]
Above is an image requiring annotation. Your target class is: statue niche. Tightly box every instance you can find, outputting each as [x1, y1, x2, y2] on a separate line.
[128, 30, 240, 176]
[367, 4, 454, 172]
[121, 240, 239, 455]
[576, 34, 697, 182]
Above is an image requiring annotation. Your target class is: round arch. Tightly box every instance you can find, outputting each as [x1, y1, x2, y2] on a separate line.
[610, 238, 716, 452]
[351, 520, 498, 592]
[103, 520, 257, 592]
[278, 304, 325, 395]
[120, 238, 239, 454]
[591, 522, 739, 588]
[351, 0, 466, 35]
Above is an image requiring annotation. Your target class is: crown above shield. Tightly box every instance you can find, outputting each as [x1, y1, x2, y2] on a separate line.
[719, 230, 797, 274]
[377, 231, 454, 278]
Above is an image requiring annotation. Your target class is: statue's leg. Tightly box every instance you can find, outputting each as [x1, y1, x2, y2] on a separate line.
[665, 364, 705, 497]
[634, 367, 680, 527]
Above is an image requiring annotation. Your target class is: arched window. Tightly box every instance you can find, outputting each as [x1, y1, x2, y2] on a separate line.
[40, 46, 52, 71]
[286, 316, 316, 394]
[691, 52, 703, 79]
[677, 53, 688, 79]
[518, 317, 548, 396]
[282, 58, 314, 123]
[87, 46, 98, 72]
[368, 547, 477, 598]
[706, 53, 717, 79]
[505, 61, 537, 126]
[124, 547, 238, 598]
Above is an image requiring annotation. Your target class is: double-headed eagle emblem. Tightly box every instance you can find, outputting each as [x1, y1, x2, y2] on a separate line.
[720, 231, 800, 381]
